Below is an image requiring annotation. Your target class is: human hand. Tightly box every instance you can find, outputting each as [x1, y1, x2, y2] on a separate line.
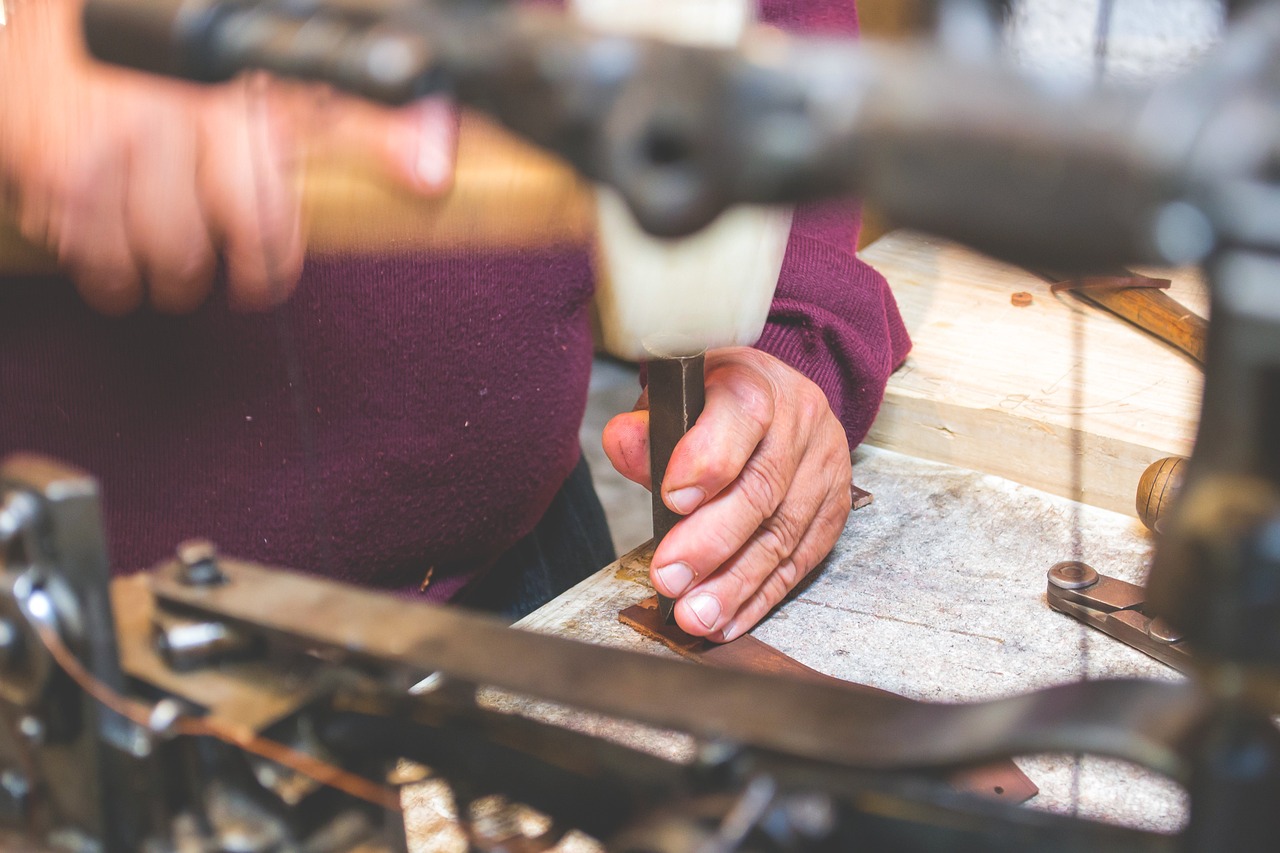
[0, 0, 456, 315]
[603, 347, 854, 642]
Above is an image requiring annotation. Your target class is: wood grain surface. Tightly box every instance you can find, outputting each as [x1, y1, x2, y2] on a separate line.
[862, 230, 1204, 515]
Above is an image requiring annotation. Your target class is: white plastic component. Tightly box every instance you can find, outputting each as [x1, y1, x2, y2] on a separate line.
[572, 0, 794, 361]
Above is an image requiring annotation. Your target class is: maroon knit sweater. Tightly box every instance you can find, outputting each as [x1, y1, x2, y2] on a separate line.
[0, 0, 909, 600]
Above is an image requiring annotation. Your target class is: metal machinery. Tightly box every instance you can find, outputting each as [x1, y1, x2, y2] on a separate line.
[3, 0, 1280, 849]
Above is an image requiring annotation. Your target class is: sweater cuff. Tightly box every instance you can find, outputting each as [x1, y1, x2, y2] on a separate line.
[755, 234, 911, 448]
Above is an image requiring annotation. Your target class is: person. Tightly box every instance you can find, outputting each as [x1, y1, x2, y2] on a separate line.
[0, 0, 910, 642]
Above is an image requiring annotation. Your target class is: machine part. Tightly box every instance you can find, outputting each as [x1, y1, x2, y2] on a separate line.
[175, 539, 226, 587]
[151, 612, 259, 672]
[0, 459, 1248, 853]
[151, 556, 1209, 782]
[82, 0, 1240, 269]
[1047, 561, 1100, 591]
[1010, 291, 1032, 307]
[0, 456, 150, 852]
[1147, 618, 1184, 645]
[113, 574, 315, 733]
[618, 595, 1038, 804]
[647, 354, 706, 623]
[1137, 456, 1188, 534]
[1046, 563, 1194, 674]
[1150, 473, 1280, 667]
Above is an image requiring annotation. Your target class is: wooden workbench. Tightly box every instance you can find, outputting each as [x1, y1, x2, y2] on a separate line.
[861, 231, 1204, 516]
[404, 448, 1186, 849]
[404, 234, 1198, 848]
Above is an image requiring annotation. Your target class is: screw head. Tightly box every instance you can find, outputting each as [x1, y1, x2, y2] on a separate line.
[1147, 617, 1184, 644]
[784, 792, 836, 839]
[1048, 561, 1099, 590]
[18, 715, 43, 744]
[0, 619, 20, 672]
[0, 770, 29, 802]
[176, 539, 225, 586]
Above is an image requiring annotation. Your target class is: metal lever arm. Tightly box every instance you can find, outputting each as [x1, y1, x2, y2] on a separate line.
[80, 0, 1258, 270]
[1046, 562, 1193, 674]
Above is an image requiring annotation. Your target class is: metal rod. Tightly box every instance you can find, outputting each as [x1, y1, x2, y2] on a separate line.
[647, 354, 706, 623]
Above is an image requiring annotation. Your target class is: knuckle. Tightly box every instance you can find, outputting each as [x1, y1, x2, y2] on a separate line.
[721, 562, 759, 607]
[737, 465, 784, 521]
[672, 513, 742, 568]
[727, 375, 775, 434]
[764, 562, 798, 602]
[799, 385, 831, 422]
[832, 478, 854, 518]
[757, 513, 802, 565]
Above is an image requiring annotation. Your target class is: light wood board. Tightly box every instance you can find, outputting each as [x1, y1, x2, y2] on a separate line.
[861, 230, 1206, 516]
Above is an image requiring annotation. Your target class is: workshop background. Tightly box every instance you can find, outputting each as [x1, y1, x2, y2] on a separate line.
[581, 0, 1224, 560]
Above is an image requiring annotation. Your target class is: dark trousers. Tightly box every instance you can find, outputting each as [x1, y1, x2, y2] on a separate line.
[456, 454, 617, 621]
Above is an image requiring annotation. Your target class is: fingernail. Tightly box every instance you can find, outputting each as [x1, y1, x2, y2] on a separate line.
[654, 562, 694, 597]
[666, 486, 705, 514]
[413, 104, 454, 190]
[688, 594, 721, 630]
[415, 140, 451, 189]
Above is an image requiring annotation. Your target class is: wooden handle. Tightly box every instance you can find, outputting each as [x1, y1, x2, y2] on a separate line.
[1076, 287, 1208, 366]
[1136, 455, 1187, 533]
[1, 116, 592, 277]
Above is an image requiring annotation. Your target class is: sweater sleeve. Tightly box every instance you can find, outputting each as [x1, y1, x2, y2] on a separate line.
[756, 0, 912, 448]
[756, 202, 910, 448]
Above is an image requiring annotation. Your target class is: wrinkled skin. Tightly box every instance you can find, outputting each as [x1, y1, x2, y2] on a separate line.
[0, 0, 455, 314]
[604, 347, 853, 642]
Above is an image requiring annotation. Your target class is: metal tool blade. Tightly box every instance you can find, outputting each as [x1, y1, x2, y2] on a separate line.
[647, 355, 706, 623]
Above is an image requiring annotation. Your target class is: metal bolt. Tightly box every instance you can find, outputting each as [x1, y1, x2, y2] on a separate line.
[217, 817, 282, 853]
[0, 770, 29, 811]
[0, 619, 20, 671]
[18, 716, 44, 744]
[783, 792, 836, 839]
[147, 699, 183, 737]
[176, 538, 225, 586]
[154, 619, 251, 671]
[693, 739, 742, 787]
[0, 491, 40, 547]
[696, 739, 739, 770]
[1147, 617, 1184, 644]
[1047, 561, 1099, 590]
[127, 725, 153, 758]
[46, 827, 101, 853]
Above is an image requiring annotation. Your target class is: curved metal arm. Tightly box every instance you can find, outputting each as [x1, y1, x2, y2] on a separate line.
[81, 0, 1280, 270]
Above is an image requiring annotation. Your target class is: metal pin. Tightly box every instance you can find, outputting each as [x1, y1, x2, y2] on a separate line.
[648, 354, 705, 623]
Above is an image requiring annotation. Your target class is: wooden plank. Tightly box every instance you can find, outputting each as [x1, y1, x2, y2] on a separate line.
[861, 231, 1204, 515]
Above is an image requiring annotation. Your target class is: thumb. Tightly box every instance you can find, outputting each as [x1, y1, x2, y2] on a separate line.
[602, 409, 652, 489]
